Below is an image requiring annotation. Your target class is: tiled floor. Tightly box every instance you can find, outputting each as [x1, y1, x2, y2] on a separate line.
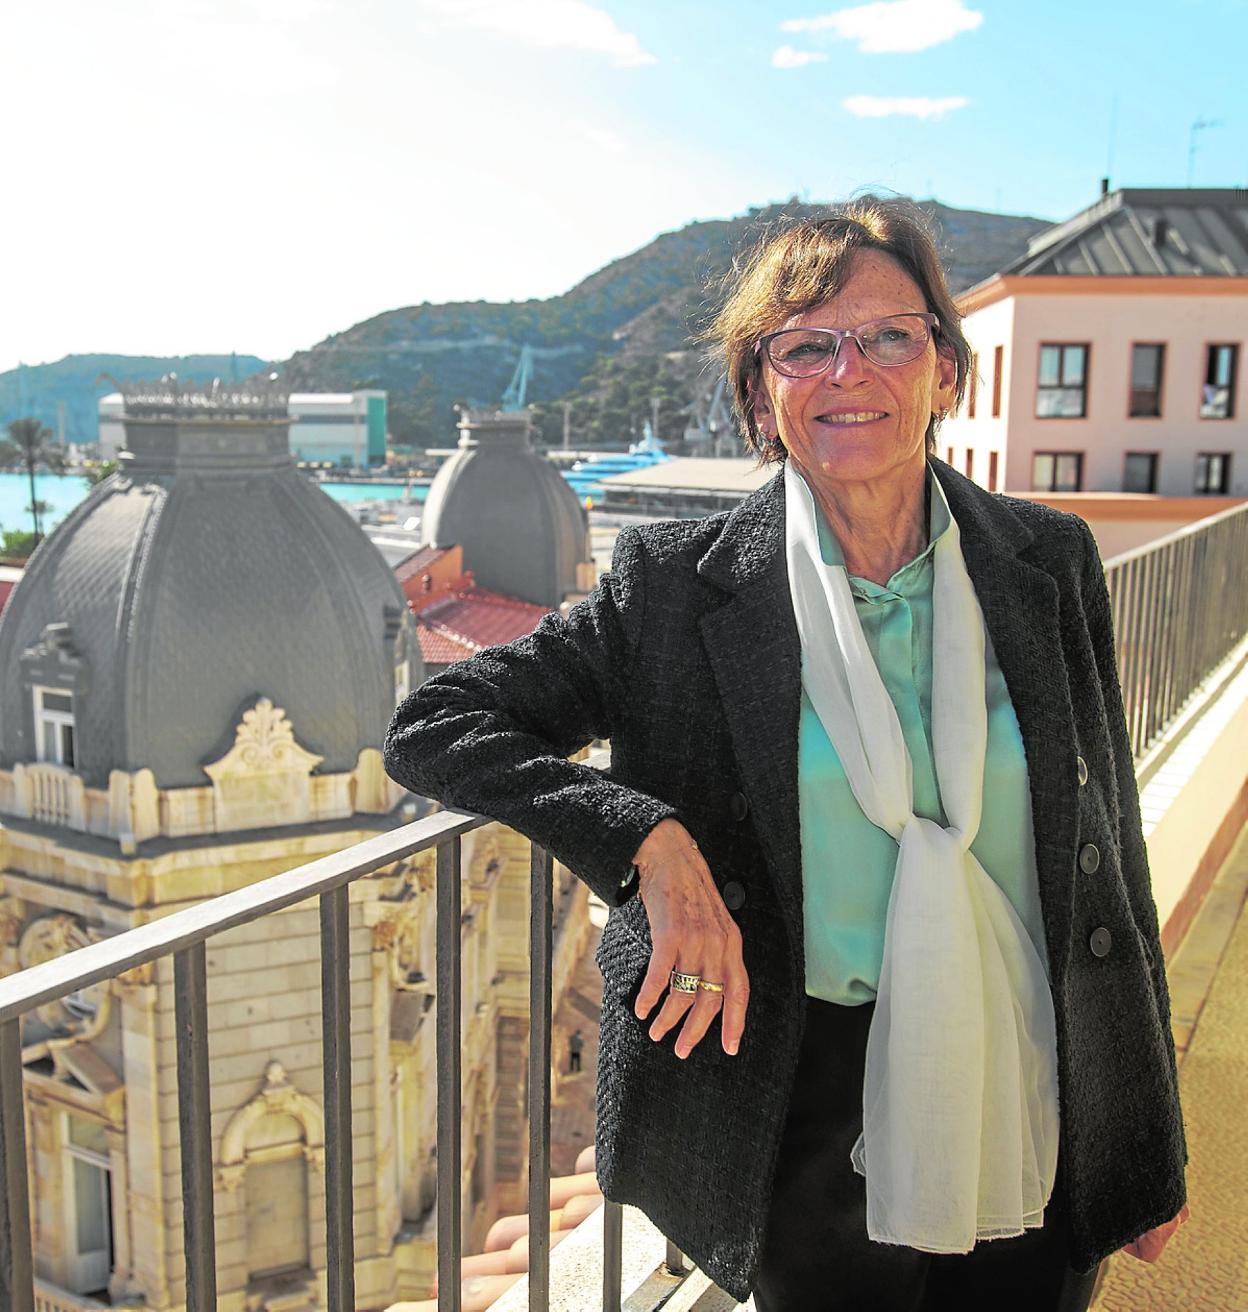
[1090, 823, 1248, 1310]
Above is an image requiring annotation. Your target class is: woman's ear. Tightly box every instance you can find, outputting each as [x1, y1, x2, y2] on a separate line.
[750, 375, 775, 436]
[932, 346, 958, 418]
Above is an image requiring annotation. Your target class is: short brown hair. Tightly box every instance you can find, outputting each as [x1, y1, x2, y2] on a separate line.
[705, 197, 971, 463]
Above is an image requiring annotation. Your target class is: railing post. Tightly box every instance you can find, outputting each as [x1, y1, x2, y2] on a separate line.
[0, 1019, 34, 1312]
[174, 941, 216, 1312]
[529, 844, 554, 1312]
[437, 837, 463, 1312]
[321, 884, 355, 1312]
[602, 1200, 623, 1312]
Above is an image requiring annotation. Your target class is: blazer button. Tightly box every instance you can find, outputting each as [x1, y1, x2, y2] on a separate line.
[1089, 927, 1113, 958]
[722, 881, 747, 910]
[729, 791, 750, 822]
[1078, 843, 1101, 875]
[1076, 755, 1088, 787]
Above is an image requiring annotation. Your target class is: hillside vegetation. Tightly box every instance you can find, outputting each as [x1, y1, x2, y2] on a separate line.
[2, 199, 1051, 454]
[284, 198, 1051, 448]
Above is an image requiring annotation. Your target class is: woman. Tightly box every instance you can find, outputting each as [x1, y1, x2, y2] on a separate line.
[384, 199, 1188, 1310]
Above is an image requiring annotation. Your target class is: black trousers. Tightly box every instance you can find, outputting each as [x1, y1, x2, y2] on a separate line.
[754, 997, 1102, 1312]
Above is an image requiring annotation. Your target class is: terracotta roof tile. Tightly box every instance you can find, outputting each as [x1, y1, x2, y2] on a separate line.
[414, 623, 477, 666]
[418, 590, 548, 651]
[395, 545, 454, 583]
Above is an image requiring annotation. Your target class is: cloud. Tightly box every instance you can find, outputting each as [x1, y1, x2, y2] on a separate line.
[782, 0, 983, 54]
[771, 44, 829, 68]
[418, 0, 656, 66]
[842, 94, 969, 118]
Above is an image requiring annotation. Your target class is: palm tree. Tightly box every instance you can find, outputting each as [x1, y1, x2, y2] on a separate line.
[0, 417, 66, 543]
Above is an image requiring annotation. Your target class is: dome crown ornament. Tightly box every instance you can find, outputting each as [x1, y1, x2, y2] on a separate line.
[107, 371, 290, 421]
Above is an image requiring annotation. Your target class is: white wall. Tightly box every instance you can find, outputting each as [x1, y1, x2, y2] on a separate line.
[946, 290, 1248, 497]
[941, 298, 1014, 487]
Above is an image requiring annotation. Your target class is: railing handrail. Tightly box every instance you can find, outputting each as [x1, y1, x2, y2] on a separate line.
[1103, 497, 1248, 571]
[0, 804, 484, 1024]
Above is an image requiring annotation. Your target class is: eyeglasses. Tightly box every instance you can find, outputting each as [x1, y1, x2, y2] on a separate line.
[757, 313, 939, 377]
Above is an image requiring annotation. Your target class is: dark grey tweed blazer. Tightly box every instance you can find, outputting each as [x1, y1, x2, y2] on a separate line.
[383, 459, 1187, 1302]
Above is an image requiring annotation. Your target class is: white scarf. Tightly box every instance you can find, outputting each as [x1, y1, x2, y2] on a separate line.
[783, 460, 1060, 1252]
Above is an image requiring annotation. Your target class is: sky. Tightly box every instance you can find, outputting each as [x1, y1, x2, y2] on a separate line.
[4, 0, 1245, 375]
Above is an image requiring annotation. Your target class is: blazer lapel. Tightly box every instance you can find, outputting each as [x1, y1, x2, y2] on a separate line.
[934, 461, 1080, 982]
[693, 461, 1081, 986]
[697, 475, 806, 959]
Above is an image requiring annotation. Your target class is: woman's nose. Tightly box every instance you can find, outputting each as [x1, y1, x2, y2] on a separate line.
[823, 335, 870, 385]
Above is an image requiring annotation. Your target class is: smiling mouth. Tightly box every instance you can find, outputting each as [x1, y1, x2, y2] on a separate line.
[816, 411, 888, 425]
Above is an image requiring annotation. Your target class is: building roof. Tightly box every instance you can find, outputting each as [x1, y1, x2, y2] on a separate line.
[394, 545, 454, 584]
[420, 410, 590, 608]
[599, 457, 773, 494]
[994, 188, 1248, 279]
[413, 587, 548, 666]
[0, 395, 421, 789]
[0, 565, 22, 618]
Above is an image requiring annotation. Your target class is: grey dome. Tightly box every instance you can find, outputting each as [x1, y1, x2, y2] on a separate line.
[420, 410, 590, 607]
[0, 403, 421, 789]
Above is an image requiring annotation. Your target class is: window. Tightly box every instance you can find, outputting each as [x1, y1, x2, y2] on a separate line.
[967, 351, 979, 418]
[1201, 345, 1238, 419]
[34, 687, 75, 767]
[247, 1154, 309, 1280]
[945, 446, 954, 465]
[1037, 344, 1088, 418]
[1124, 452, 1158, 493]
[991, 346, 1004, 417]
[1032, 452, 1083, 492]
[64, 1115, 112, 1294]
[964, 449, 974, 478]
[1129, 344, 1164, 417]
[988, 451, 999, 492]
[1195, 453, 1231, 494]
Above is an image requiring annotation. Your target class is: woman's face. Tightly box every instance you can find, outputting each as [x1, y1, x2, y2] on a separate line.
[752, 249, 957, 487]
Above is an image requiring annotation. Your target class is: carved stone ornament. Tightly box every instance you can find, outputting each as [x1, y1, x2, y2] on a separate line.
[0, 897, 24, 948]
[18, 914, 110, 1035]
[203, 698, 324, 832]
[207, 699, 323, 775]
[399, 852, 435, 898]
[218, 1060, 325, 1192]
[112, 372, 290, 420]
[373, 905, 429, 991]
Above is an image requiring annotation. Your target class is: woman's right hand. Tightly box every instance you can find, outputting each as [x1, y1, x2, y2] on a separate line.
[630, 818, 750, 1060]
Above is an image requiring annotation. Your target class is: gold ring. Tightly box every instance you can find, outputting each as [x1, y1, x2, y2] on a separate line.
[669, 970, 700, 994]
[697, 980, 725, 993]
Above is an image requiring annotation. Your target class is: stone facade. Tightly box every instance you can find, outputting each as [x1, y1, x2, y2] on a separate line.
[0, 385, 596, 1310]
[0, 715, 591, 1310]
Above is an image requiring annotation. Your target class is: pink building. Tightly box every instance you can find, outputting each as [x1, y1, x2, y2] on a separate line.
[941, 187, 1248, 499]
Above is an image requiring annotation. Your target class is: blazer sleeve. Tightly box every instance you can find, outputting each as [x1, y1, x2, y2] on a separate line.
[382, 525, 678, 906]
[1078, 520, 1187, 1157]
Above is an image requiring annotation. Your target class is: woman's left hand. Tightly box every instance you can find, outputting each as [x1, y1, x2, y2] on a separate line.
[1118, 1203, 1190, 1262]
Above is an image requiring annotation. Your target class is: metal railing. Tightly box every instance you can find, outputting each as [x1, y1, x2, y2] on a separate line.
[0, 751, 643, 1312]
[2, 502, 1247, 1312]
[1105, 500, 1248, 760]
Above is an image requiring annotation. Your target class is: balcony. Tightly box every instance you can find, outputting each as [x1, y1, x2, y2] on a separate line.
[1, 501, 1247, 1312]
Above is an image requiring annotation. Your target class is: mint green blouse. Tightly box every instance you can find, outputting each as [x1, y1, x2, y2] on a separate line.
[799, 473, 1049, 1005]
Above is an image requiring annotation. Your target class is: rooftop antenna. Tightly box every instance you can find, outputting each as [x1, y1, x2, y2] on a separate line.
[1187, 117, 1222, 186]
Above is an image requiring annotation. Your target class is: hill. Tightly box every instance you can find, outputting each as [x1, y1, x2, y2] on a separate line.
[0, 354, 271, 446]
[282, 198, 1051, 448]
